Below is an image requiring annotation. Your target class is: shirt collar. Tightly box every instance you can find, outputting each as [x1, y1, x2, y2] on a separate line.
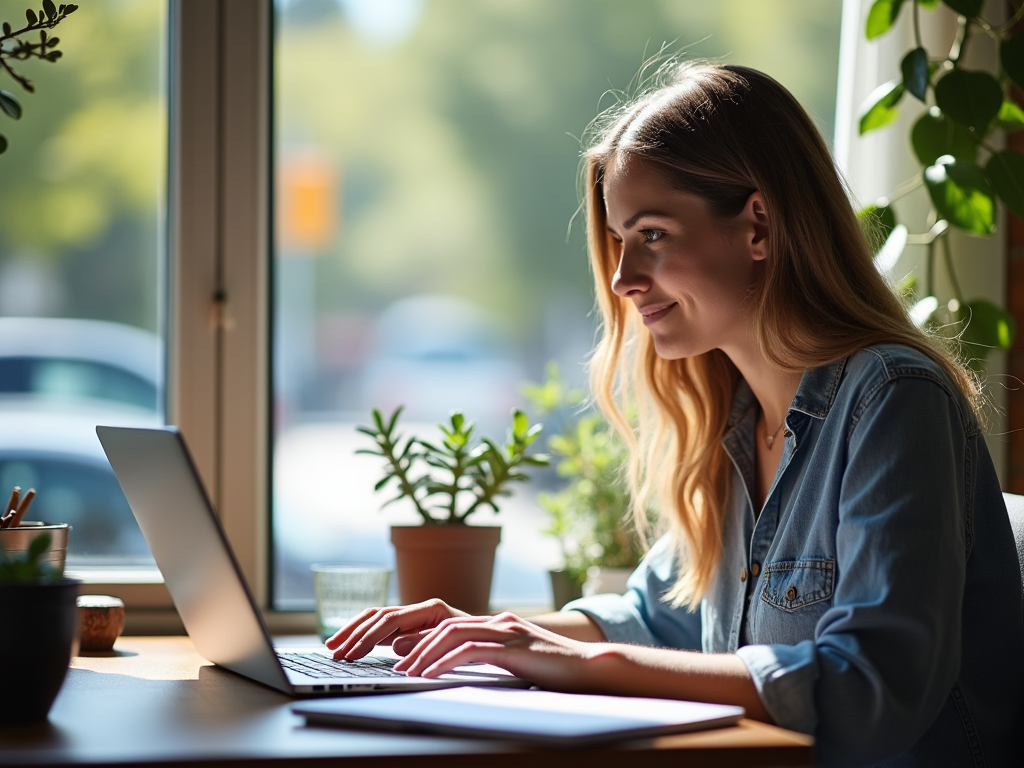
[790, 356, 847, 419]
[726, 355, 847, 428]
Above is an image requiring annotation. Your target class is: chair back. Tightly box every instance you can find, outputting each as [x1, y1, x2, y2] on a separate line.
[1000, 493, 1024, 613]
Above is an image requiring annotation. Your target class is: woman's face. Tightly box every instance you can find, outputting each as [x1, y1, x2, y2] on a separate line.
[603, 156, 767, 360]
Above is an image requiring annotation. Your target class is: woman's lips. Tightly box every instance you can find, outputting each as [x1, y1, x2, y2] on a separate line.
[641, 303, 675, 326]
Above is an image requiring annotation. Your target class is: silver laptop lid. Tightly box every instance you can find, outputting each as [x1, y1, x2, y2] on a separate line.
[96, 425, 292, 694]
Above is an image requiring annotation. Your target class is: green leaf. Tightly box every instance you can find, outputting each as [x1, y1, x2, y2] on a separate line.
[985, 150, 1024, 220]
[918, 0, 938, 7]
[2, 22, 11, 35]
[1002, 35, 1024, 91]
[857, 203, 897, 253]
[0, 90, 20, 120]
[27, 532, 52, 561]
[64, 3, 77, 14]
[996, 101, 1024, 132]
[0, 134, 7, 154]
[26, 8, 37, 24]
[859, 80, 905, 135]
[924, 158, 995, 234]
[942, 0, 983, 17]
[902, 47, 929, 102]
[934, 69, 1002, 133]
[512, 409, 528, 439]
[865, 0, 906, 39]
[911, 109, 977, 165]
[898, 273, 919, 300]
[43, 0, 56, 19]
[957, 299, 1016, 366]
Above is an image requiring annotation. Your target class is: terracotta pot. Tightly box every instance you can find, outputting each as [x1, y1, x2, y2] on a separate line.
[390, 525, 500, 615]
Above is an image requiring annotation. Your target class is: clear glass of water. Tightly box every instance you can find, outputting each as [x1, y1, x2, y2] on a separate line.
[311, 564, 391, 642]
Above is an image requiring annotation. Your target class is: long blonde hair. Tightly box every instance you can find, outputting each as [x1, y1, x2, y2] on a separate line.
[584, 62, 981, 607]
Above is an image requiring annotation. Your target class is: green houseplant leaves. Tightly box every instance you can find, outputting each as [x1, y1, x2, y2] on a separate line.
[924, 157, 995, 235]
[358, 405, 548, 525]
[0, 3, 78, 155]
[985, 151, 1024, 221]
[861, 0, 1024, 364]
[934, 69, 1002, 134]
[860, 79, 904, 134]
[956, 299, 1016, 370]
[911, 110, 977, 165]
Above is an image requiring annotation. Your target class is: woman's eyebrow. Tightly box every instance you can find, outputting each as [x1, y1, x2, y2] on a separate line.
[621, 209, 671, 230]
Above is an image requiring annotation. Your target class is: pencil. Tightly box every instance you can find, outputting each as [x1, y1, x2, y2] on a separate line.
[4, 486, 19, 516]
[10, 488, 35, 528]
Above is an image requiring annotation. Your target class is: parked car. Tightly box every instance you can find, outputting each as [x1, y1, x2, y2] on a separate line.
[0, 317, 162, 565]
[0, 317, 161, 411]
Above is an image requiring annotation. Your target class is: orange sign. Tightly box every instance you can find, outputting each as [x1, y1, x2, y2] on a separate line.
[278, 151, 338, 254]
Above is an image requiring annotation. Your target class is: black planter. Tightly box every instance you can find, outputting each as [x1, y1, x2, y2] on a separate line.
[0, 579, 80, 722]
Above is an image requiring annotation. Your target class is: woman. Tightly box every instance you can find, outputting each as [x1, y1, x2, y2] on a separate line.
[328, 63, 1024, 766]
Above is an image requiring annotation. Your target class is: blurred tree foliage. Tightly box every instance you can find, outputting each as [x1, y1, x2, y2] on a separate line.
[277, 0, 843, 354]
[0, 0, 164, 331]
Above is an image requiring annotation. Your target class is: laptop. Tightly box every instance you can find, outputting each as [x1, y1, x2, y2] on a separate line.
[96, 425, 529, 696]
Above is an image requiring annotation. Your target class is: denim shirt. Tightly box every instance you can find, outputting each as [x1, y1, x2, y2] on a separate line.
[564, 345, 1024, 767]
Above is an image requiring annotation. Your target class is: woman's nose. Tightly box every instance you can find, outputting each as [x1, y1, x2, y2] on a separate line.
[611, 246, 648, 297]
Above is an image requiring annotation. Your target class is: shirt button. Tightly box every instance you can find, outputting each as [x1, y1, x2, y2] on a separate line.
[751, 562, 760, 577]
[740, 568, 748, 582]
[786, 586, 798, 600]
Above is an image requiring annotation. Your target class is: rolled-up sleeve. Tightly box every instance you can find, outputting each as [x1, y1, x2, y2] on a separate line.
[562, 535, 701, 650]
[737, 375, 967, 766]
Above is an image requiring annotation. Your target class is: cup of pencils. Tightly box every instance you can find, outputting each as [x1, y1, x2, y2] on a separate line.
[0, 486, 70, 575]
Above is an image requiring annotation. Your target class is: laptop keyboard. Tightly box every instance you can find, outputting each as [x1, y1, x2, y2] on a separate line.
[278, 652, 406, 679]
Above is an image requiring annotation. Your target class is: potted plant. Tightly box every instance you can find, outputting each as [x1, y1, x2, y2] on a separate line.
[358, 406, 548, 615]
[0, 531, 80, 721]
[857, 0, 1024, 368]
[523, 364, 647, 609]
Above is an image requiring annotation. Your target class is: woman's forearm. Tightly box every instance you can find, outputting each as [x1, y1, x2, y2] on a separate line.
[528, 610, 607, 642]
[581, 643, 772, 721]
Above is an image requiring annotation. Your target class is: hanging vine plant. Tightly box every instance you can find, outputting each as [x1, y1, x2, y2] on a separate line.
[859, 0, 1023, 370]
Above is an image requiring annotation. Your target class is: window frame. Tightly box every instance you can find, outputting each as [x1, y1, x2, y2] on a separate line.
[71, 0, 312, 634]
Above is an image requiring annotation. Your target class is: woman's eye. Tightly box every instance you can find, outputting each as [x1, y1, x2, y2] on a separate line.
[640, 229, 664, 243]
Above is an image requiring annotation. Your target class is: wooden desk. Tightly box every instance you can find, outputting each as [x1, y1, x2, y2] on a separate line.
[0, 637, 813, 767]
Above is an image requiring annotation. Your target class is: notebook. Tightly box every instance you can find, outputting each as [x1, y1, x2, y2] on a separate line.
[96, 425, 529, 696]
[294, 686, 745, 746]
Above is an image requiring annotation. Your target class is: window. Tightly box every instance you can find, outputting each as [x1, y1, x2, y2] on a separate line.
[0, 0, 167, 570]
[271, 0, 845, 611]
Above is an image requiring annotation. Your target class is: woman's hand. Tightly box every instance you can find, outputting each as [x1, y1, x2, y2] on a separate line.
[325, 599, 470, 660]
[393, 611, 605, 691]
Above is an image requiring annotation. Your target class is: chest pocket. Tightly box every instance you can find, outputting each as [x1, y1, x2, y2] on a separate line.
[760, 558, 835, 612]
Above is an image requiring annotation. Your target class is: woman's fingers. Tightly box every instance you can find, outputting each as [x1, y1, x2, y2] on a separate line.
[330, 607, 403, 658]
[390, 617, 491, 655]
[418, 641, 508, 678]
[327, 599, 464, 660]
[324, 606, 385, 650]
[395, 613, 528, 674]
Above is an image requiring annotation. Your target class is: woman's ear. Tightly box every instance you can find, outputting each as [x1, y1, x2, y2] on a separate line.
[743, 191, 769, 262]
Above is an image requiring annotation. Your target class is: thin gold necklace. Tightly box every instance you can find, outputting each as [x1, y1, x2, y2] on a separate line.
[763, 414, 785, 449]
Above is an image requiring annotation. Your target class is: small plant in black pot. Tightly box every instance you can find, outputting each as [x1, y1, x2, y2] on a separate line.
[0, 532, 81, 722]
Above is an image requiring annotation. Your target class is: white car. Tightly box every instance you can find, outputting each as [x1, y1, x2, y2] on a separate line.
[0, 317, 162, 564]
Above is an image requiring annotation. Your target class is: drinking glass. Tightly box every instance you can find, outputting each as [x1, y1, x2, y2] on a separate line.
[311, 564, 391, 642]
